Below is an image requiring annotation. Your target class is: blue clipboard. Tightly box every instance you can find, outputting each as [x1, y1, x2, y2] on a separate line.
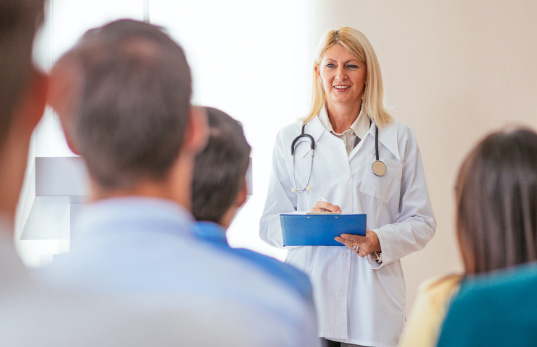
[280, 213, 366, 246]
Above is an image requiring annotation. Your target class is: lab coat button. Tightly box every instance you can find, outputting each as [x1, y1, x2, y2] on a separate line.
[340, 251, 346, 257]
[341, 175, 350, 181]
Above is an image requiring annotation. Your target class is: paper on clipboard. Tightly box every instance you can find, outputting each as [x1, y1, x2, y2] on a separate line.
[280, 213, 366, 246]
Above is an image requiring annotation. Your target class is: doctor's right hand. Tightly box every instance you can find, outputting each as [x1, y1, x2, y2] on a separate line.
[310, 201, 342, 214]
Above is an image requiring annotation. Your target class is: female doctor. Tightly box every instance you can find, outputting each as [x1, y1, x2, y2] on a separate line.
[260, 27, 436, 347]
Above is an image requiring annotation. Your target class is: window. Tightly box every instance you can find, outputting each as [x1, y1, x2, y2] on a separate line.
[18, 0, 313, 266]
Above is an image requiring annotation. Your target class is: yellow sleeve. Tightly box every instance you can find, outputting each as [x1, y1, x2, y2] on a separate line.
[399, 274, 462, 347]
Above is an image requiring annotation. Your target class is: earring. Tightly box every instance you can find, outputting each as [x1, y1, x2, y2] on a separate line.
[319, 79, 323, 83]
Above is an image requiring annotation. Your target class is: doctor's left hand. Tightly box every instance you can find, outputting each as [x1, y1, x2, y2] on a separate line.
[335, 231, 381, 257]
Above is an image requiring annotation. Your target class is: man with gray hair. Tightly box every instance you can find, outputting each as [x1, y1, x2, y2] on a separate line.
[0, 2, 251, 346]
[0, 0, 48, 293]
[45, 19, 319, 346]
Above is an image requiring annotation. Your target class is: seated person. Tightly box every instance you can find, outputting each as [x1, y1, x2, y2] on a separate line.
[400, 128, 537, 347]
[191, 106, 313, 301]
[437, 261, 537, 346]
[0, 4, 242, 346]
[42, 19, 319, 347]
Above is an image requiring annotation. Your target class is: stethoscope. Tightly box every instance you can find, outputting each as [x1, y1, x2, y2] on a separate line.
[290, 121, 386, 193]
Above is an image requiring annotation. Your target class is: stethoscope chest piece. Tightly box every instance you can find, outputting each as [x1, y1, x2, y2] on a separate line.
[371, 124, 386, 177]
[372, 160, 386, 177]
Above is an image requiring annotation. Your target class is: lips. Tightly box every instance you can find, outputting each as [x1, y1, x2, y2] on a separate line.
[334, 85, 350, 90]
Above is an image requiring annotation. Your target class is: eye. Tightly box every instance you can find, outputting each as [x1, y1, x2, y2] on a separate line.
[346, 64, 359, 70]
[326, 63, 336, 69]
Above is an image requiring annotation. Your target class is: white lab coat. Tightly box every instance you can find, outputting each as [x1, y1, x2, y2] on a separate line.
[260, 115, 436, 347]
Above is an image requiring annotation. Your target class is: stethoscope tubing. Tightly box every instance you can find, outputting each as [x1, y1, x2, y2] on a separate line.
[290, 120, 386, 193]
[291, 123, 315, 155]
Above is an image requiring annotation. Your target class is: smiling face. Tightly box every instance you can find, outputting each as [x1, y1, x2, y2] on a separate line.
[316, 44, 367, 110]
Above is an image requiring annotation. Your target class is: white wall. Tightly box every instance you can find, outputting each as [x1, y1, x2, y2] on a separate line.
[313, 0, 537, 309]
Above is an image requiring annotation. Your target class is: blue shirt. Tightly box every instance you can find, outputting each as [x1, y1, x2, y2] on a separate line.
[193, 221, 313, 302]
[437, 263, 537, 347]
[39, 197, 320, 347]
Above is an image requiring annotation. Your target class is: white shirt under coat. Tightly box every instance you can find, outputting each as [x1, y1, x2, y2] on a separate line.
[260, 108, 436, 347]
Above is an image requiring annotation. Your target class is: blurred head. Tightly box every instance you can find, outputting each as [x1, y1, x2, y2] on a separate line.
[0, 0, 45, 145]
[306, 27, 392, 128]
[0, 0, 46, 219]
[456, 128, 537, 275]
[192, 107, 251, 227]
[50, 19, 200, 192]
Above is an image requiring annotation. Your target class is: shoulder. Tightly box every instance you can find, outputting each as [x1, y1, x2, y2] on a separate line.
[456, 263, 537, 306]
[420, 273, 462, 291]
[232, 248, 313, 301]
[438, 265, 537, 346]
[409, 274, 462, 315]
[276, 121, 303, 140]
[417, 274, 462, 305]
[199, 245, 318, 342]
[376, 119, 420, 161]
[384, 119, 416, 143]
[187, 232, 314, 303]
[271, 121, 306, 157]
[400, 274, 462, 347]
[184, 237, 314, 316]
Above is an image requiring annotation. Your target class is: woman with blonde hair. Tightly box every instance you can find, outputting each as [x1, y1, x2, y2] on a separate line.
[260, 27, 436, 347]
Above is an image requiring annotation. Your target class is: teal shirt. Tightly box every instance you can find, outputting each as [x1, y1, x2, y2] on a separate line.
[438, 263, 537, 346]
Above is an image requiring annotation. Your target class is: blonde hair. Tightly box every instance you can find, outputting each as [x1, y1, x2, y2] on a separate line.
[304, 27, 392, 128]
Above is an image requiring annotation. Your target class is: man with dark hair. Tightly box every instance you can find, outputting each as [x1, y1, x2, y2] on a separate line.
[0, 0, 45, 141]
[192, 107, 252, 226]
[192, 107, 314, 301]
[0, 0, 47, 292]
[0, 0, 47, 223]
[45, 19, 319, 346]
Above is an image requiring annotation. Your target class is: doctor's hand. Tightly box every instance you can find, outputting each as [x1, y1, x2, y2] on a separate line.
[335, 231, 381, 257]
[310, 201, 342, 214]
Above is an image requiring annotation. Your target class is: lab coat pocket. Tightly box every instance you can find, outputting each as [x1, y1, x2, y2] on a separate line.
[359, 155, 403, 204]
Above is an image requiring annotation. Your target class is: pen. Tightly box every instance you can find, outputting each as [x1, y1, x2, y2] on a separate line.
[319, 195, 328, 213]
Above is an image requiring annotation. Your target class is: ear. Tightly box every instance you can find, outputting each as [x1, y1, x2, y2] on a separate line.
[234, 178, 248, 208]
[0, 71, 49, 218]
[61, 122, 81, 155]
[314, 64, 321, 79]
[15, 70, 48, 134]
[48, 63, 81, 155]
[183, 105, 208, 154]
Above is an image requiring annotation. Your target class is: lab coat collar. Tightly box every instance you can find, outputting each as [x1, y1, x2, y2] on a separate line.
[318, 105, 370, 139]
[306, 109, 400, 160]
[365, 120, 400, 160]
[304, 115, 328, 145]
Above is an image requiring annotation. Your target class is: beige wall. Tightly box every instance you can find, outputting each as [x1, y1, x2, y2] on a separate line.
[313, 0, 537, 310]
